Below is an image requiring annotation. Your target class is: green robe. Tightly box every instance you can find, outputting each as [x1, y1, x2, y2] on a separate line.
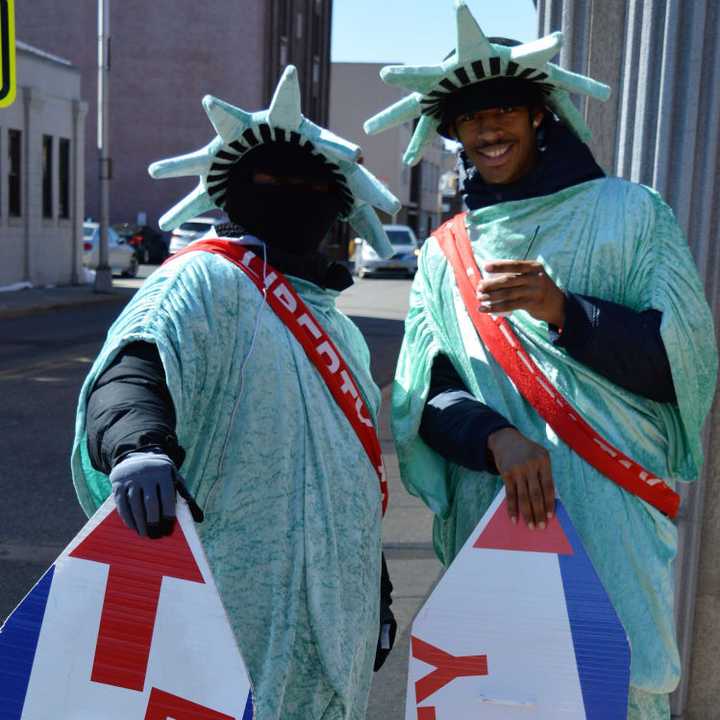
[72, 248, 383, 720]
[392, 178, 716, 705]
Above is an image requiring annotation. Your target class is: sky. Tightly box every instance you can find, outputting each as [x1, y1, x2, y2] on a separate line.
[331, 0, 538, 66]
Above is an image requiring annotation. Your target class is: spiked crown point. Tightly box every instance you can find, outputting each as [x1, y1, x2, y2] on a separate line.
[150, 66, 400, 258]
[455, 1, 494, 62]
[268, 66, 303, 129]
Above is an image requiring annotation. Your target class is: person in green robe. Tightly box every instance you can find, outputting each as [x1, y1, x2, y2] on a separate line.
[364, 4, 717, 719]
[71, 67, 401, 720]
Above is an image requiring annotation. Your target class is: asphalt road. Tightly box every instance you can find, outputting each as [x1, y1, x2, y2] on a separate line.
[0, 271, 413, 620]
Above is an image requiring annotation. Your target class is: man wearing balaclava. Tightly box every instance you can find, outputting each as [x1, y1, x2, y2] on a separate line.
[71, 67, 399, 720]
[366, 4, 717, 719]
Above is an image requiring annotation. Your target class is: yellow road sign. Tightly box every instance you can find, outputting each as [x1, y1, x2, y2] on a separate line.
[0, 0, 16, 108]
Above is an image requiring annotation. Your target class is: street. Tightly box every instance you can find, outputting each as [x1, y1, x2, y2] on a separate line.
[0, 268, 440, 719]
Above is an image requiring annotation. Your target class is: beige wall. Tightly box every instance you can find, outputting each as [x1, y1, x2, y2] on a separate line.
[0, 46, 85, 287]
[330, 62, 443, 234]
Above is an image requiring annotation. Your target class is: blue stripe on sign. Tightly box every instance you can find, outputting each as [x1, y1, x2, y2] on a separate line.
[556, 504, 630, 719]
[0, 566, 55, 720]
[242, 690, 254, 720]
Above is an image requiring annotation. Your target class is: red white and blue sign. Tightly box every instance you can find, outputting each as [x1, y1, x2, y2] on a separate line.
[406, 489, 630, 719]
[0, 498, 254, 719]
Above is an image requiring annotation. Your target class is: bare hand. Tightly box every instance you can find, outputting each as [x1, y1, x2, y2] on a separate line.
[478, 260, 566, 327]
[487, 427, 556, 530]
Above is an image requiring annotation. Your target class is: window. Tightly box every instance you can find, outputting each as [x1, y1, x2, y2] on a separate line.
[59, 138, 70, 219]
[8, 129, 21, 217]
[312, 55, 320, 94]
[277, 0, 288, 31]
[42, 135, 53, 218]
[277, 0, 289, 66]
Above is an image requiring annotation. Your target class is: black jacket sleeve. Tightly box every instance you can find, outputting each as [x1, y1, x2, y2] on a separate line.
[419, 353, 514, 474]
[549, 292, 676, 403]
[86, 341, 185, 474]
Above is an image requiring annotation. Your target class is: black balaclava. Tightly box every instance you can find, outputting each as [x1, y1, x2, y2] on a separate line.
[223, 140, 352, 256]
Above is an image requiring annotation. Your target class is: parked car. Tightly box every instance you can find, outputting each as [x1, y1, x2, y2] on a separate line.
[82, 222, 137, 277]
[114, 223, 169, 265]
[169, 216, 223, 255]
[354, 224, 420, 278]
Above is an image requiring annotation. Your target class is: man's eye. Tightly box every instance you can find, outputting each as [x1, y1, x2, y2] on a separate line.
[500, 106, 517, 114]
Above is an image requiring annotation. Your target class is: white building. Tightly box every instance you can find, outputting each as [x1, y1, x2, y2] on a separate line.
[330, 62, 443, 240]
[0, 41, 86, 287]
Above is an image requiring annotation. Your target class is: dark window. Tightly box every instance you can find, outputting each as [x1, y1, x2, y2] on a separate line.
[59, 138, 70, 219]
[42, 135, 53, 218]
[278, 0, 288, 31]
[277, 0, 289, 67]
[8, 129, 21, 217]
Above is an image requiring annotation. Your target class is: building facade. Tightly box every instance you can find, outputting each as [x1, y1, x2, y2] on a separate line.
[330, 62, 443, 242]
[535, 2, 720, 718]
[16, 0, 332, 229]
[0, 42, 86, 287]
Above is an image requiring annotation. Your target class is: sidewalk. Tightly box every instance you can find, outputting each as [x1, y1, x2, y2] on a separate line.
[367, 385, 443, 719]
[0, 283, 135, 320]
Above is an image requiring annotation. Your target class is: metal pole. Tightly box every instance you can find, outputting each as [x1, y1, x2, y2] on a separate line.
[94, 0, 112, 292]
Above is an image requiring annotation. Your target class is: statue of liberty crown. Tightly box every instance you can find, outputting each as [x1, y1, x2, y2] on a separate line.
[364, 0, 611, 166]
[149, 65, 401, 258]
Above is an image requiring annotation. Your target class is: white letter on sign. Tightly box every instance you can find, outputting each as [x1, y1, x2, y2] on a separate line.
[317, 341, 340, 373]
[355, 397, 374, 427]
[298, 313, 322, 339]
[273, 283, 297, 313]
[339, 369, 358, 398]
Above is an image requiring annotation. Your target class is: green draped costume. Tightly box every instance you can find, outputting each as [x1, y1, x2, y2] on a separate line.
[72, 249, 383, 720]
[392, 178, 717, 717]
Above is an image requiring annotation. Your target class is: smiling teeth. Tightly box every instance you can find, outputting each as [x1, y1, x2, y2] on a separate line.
[481, 145, 511, 158]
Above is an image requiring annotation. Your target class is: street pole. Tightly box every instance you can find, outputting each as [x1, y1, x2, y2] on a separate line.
[94, 0, 113, 293]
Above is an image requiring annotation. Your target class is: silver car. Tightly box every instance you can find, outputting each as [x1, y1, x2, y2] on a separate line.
[82, 222, 137, 277]
[168, 216, 222, 254]
[354, 224, 420, 278]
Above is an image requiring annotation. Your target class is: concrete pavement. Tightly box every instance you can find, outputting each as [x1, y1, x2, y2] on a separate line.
[0, 283, 134, 320]
[366, 384, 442, 719]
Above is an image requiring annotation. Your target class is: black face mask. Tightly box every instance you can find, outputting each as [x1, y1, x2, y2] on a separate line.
[226, 181, 344, 254]
[223, 142, 349, 255]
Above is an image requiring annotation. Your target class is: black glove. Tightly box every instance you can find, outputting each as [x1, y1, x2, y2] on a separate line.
[109, 450, 203, 539]
[374, 553, 398, 672]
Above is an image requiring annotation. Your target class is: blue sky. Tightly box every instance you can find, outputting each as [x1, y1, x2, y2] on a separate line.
[331, 0, 538, 65]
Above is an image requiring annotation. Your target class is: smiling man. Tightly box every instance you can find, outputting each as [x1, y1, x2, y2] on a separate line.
[365, 3, 717, 719]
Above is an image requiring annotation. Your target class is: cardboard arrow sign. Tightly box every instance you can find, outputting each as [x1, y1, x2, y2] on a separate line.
[0, 497, 254, 719]
[406, 489, 630, 719]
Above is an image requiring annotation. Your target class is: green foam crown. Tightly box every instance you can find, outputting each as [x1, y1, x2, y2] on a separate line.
[149, 65, 401, 259]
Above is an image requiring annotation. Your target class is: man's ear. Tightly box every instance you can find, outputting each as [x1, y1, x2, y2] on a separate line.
[531, 108, 545, 129]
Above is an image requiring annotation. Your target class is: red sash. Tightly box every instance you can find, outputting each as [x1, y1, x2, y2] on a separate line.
[166, 239, 388, 514]
[435, 214, 680, 519]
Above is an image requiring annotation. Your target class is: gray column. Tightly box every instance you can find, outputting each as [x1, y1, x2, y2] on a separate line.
[22, 86, 44, 284]
[71, 100, 88, 285]
[535, 2, 720, 717]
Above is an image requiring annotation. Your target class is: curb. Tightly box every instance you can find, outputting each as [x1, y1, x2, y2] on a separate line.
[0, 290, 132, 321]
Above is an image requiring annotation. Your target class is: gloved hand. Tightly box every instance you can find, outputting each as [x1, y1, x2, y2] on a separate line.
[109, 450, 178, 539]
[374, 553, 398, 672]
